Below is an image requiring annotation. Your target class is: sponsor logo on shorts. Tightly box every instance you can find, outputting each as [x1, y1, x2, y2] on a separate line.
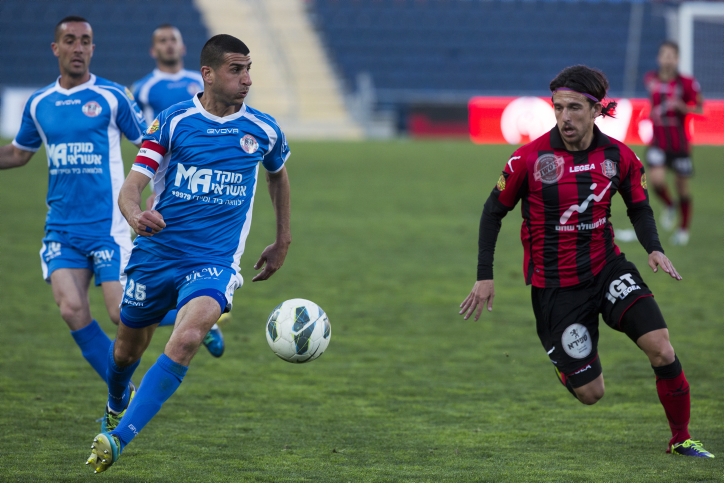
[241, 134, 259, 154]
[44, 242, 62, 261]
[533, 154, 565, 184]
[606, 273, 641, 304]
[572, 364, 592, 375]
[600, 159, 617, 179]
[185, 267, 224, 282]
[91, 249, 115, 267]
[82, 101, 102, 117]
[562, 323, 592, 359]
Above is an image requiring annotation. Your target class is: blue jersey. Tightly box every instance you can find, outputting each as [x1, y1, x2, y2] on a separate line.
[132, 94, 290, 272]
[13, 74, 147, 238]
[132, 69, 203, 124]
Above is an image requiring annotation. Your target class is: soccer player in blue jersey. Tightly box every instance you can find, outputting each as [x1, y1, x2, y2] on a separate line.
[86, 34, 292, 473]
[0, 17, 146, 390]
[132, 24, 203, 125]
[132, 24, 226, 357]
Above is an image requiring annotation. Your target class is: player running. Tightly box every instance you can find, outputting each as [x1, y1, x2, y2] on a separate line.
[0, 17, 145, 390]
[644, 41, 703, 246]
[132, 24, 226, 357]
[86, 34, 292, 473]
[459, 65, 713, 458]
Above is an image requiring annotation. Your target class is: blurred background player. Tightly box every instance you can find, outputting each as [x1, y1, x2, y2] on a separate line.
[644, 41, 703, 246]
[0, 16, 145, 389]
[132, 24, 226, 356]
[132, 24, 203, 125]
[460, 65, 713, 458]
[86, 34, 292, 473]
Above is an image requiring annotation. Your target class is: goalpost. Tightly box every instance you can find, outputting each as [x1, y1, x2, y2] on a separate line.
[678, 2, 724, 97]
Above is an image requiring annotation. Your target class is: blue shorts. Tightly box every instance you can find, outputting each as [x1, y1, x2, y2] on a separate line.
[119, 248, 243, 328]
[39, 230, 132, 286]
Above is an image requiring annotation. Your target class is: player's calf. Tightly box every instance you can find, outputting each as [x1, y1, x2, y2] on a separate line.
[165, 293, 223, 366]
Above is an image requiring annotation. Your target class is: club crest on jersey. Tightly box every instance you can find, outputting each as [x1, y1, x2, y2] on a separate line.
[82, 101, 102, 118]
[124, 87, 135, 101]
[241, 135, 258, 154]
[496, 174, 506, 191]
[147, 119, 160, 134]
[533, 154, 565, 184]
[600, 159, 617, 179]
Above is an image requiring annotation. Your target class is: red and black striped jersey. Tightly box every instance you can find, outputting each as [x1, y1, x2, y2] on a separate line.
[489, 126, 652, 288]
[643, 71, 700, 155]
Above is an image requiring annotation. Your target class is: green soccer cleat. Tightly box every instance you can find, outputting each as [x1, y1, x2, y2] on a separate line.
[86, 432, 120, 473]
[101, 381, 136, 432]
[670, 439, 715, 458]
[203, 322, 225, 358]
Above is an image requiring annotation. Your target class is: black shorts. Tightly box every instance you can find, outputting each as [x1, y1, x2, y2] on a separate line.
[646, 146, 693, 177]
[531, 254, 663, 388]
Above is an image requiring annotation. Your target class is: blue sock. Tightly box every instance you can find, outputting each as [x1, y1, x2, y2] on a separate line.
[70, 320, 111, 380]
[106, 340, 140, 413]
[157, 310, 177, 327]
[111, 354, 187, 451]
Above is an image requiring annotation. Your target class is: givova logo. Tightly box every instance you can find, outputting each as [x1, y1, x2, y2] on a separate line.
[606, 273, 641, 304]
[175, 163, 246, 196]
[47, 143, 101, 167]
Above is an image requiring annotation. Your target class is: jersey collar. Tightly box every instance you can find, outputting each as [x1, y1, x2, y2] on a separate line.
[192, 93, 247, 124]
[54, 73, 96, 95]
[550, 125, 611, 152]
[152, 68, 193, 81]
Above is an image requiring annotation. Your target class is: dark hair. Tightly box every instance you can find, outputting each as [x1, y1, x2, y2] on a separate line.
[153, 24, 179, 45]
[659, 40, 679, 55]
[200, 34, 250, 70]
[55, 16, 90, 42]
[549, 65, 617, 118]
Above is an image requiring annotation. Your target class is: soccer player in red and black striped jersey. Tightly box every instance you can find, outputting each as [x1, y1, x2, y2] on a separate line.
[460, 65, 713, 458]
[643, 41, 703, 246]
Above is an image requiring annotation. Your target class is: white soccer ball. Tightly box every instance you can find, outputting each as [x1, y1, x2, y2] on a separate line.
[265, 299, 331, 363]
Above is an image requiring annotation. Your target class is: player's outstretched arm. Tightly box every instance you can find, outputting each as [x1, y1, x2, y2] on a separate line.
[0, 145, 34, 170]
[459, 280, 495, 321]
[253, 166, 291, 282]
[118, 170, 166, 237]
[648, 251, 682, 281]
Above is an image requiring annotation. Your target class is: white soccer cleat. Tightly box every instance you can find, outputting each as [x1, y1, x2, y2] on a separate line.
[670, 229, 689, 246]
[659, 206, 677, 232]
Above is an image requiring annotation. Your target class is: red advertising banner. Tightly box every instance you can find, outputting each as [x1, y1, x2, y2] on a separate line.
[469, 96, 724, 145]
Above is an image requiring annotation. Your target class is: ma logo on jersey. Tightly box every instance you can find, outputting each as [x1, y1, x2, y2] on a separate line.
[606, 273, 641, 304]
[47, 143, 102, 168]
[175, 163, 246, 196]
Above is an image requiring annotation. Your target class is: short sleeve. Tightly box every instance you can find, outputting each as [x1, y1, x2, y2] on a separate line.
[492, 150, 529, 210]
[131, 111, 170, 178]
[619, 151, 649, 208]
[113, 86, 147, 144]
[12, 96, 42, 152]
[683, 78, 701, 104]
[262, 126, 290, 174]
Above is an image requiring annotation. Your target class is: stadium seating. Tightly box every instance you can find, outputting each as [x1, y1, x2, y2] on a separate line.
[0, 0, 208, 88]
[309, 0, 668, 101]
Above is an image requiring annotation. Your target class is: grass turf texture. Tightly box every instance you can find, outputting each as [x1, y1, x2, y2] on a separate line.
[0, 138, 721, 482]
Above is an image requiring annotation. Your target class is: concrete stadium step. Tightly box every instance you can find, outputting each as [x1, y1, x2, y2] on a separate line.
[194, 0, 362, 139]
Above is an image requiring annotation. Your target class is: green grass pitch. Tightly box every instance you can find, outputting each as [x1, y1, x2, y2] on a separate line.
[0, 138, 721, 482]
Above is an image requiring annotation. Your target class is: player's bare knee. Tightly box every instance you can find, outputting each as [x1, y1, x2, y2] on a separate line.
[113, 343, 142, 367]
[108, 308, 121, 326]
[58, 299, 89, 326]
[577, 387, 605, 405]
[648, 343, 676, 367]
